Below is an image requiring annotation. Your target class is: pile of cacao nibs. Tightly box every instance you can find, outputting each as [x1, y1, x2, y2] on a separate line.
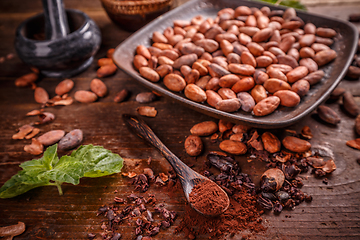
[91, 193, 176, 240]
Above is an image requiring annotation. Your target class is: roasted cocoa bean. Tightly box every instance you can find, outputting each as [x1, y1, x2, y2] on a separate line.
[55, 79, 74, 96]
[98, 58, 113, 67]
[219, 74, 240, 88]
[277, 55, 299, 69]
[254, 70, 269, 84]
[37, 130, 65, 146]
[282, 136, 311, 153]
[299, 47, 315, 58]
[58, 129, 83, 150]
[291, 79, 310, 98]
[261, 132, 281, 153]
[261, 168, 285, 192]
[137, 106, 157, 117]
[317, 105, 341, 125]
[267, 68, 287, 82]
[299, 58, 318, 73]
[316, 27, 337, 38]
[190, 121, 218, 136]
[237, 92, 255, 112]
[97, 63, 117, 78]
[184, 135, 203, 156]
[218, 119, 234, 133]
[355, 115, 360, 135]
[15, 73, 38, 87]
[90, 78, 107, 97]
[263, 78, 291, 93]
[218, 88, 237, 99]
[346, 66, 360, 79]
[216, 98, 241, 112]
[286, 66, 309, 83]
[313, 49, 337, 66]
[163, 74, 186, 92]
[241, 51, 257, 67]
[74, 90, 98, 103]
[253, 96, 280, 116]
[273, 90, 300, 107]
[136, 45, 151, 59]
[34, 87, 49, 104]
[231, 77, 255, 93]
[329, 87, 345, 100]
[136, 92, 157, 103]
[251, 84, 267, 103]
[303, 70, 325, 85]
[219, 140, 247, 155]
[114, 89, 129, 103]
[343, 91, 360, 117]
[206, 90, 223, 107]
[184, 84, 207, 102]
[256, 56, 273, 68]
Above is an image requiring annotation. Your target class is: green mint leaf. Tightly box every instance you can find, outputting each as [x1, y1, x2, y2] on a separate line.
[0, 144, 124, 198]
[71, 145, 124, 177]
[20, 144, 59, 173]
[0, 170, 50, 198]
[258, 0, 307, 10]
[42, 144, 59, 169]
[42, 156, 84, 185]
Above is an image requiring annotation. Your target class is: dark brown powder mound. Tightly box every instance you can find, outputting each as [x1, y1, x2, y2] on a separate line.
[189, 180, 228, 216]
[176, 189, 266, 239]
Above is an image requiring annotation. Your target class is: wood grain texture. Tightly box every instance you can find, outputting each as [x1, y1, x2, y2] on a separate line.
[0, 0, 360, 239]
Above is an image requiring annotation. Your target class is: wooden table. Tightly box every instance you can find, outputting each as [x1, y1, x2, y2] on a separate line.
[0, 0, 359, 239]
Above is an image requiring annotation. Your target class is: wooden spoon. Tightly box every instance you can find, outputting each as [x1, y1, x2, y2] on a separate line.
[122, 114, 230, 216]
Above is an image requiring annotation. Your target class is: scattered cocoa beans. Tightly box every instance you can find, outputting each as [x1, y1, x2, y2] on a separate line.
[261, 132, 281, 153]
[58, 129, 83, 150]
[190, 121, 218, 136]
[184, 135, 203, 156]
[12, 125, 34, 140]
[97, 63, 117, 78]
[74, 90, 98, 103]
[253, 96, 280, 116]
[0, 222, 26, 239]
[343, 91, 360, 117]
[15, 73, 38, 87]
[37, 130, 65, 146]
[261, 168, 285, 192]
[114, 89, 129, 103]
[24, 138, 44, 155]
[355, 115, 360, 135]
[55, 79, 74, 96]
[219, 140, 247, 155]
[136, 92, 157, 103]
[90, 78, 108, 97]
[346, 138, 360, 150]
[34, 87, 49, 104]
[282, 136, 311, 153]
[137, 106, 157, 117]
[317, 105, 341, 125]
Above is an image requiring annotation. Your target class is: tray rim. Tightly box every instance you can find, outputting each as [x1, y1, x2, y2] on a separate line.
[113, 0, 359, 129]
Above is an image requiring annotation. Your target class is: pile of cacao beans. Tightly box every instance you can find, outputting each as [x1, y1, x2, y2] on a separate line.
[133, 5, 338, 116]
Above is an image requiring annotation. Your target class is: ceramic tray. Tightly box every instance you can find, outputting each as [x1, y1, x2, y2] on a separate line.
[113, 0, 358, 128]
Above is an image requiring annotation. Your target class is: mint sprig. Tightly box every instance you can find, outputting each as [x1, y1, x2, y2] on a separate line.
[0, 144, 124, 198]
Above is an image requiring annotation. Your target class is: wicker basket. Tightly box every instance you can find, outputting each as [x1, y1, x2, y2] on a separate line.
[100, 0, 173, 31]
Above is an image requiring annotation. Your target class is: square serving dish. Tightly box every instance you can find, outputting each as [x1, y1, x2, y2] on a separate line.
[113, 0, 358, 128]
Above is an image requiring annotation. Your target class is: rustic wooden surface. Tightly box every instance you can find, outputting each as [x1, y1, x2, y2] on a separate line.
[0, 0, 360, 239]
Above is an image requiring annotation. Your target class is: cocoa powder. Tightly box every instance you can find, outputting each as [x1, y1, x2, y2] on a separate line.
[188, 180, 228, 216]
[176, 189, 266, 239]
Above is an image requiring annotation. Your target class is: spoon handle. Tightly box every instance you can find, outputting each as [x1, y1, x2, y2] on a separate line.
[122, 114, 202, 185]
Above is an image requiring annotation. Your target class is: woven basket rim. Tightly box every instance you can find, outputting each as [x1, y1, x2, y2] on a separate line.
[101, 0, 171, 6]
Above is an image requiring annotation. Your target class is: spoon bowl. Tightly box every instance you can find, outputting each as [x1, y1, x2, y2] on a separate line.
[122, 114, 230, 217]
